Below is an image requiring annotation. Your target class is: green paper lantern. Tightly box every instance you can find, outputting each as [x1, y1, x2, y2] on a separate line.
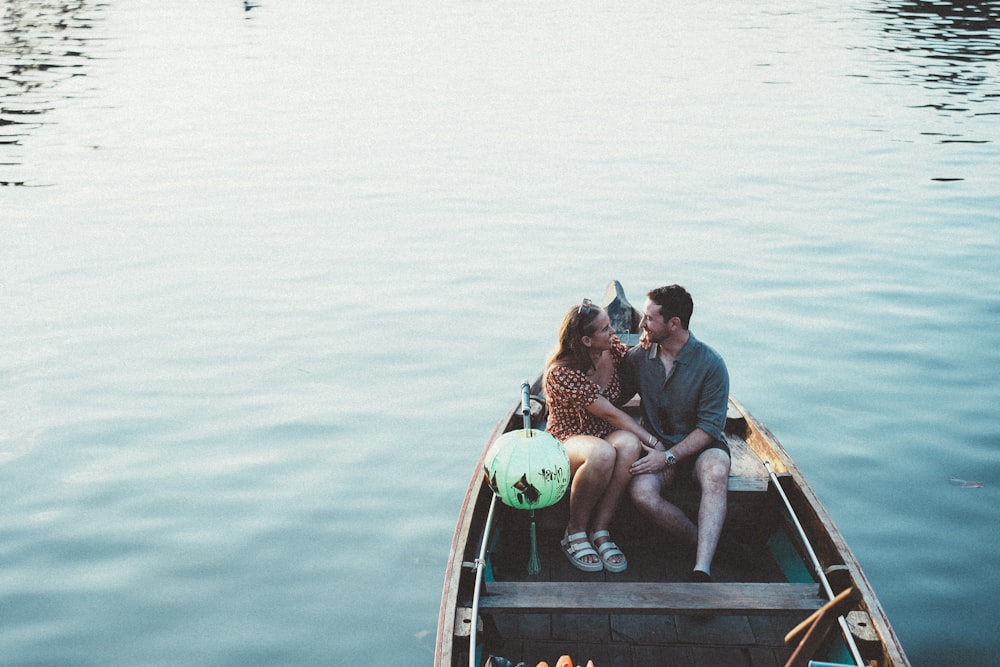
[483, 429, 570, 510]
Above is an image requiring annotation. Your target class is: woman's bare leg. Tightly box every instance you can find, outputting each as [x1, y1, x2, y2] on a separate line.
[563, 435, 616, 567]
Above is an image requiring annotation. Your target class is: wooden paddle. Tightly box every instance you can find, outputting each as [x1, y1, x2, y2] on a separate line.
[784, 586, 861, 667]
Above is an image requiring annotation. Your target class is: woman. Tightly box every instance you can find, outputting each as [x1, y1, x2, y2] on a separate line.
[544, 298, 666, 573]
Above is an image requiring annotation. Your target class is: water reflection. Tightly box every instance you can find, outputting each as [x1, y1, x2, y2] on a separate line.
[871, 0, 1000, 118]
[1, 0, 107, 186]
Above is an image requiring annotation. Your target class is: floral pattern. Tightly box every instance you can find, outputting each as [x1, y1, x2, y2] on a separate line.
[544, 337, 628, 442]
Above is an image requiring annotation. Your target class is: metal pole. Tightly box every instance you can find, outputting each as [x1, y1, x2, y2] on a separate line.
[764, 461, 864, 667]
[468, 493, 498, 667]
[520, 380, 541, 575]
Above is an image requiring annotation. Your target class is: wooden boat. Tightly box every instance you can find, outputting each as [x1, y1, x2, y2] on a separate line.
[435, 282, 909, 667]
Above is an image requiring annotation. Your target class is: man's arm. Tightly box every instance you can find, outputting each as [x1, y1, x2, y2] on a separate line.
[694, 355, 730, 444]
[628, 427, 714, 475]
[663, 427, 714, 464]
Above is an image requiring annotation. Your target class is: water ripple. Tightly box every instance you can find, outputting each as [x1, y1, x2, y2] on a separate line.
[869, 0, 1000, 122]
[1, 0, 109, 185]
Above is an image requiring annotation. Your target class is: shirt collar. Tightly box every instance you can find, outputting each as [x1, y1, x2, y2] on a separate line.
[676, 331, 697, 363]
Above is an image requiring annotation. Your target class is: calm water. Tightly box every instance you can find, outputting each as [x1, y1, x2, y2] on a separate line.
[3, 1, 999, 665]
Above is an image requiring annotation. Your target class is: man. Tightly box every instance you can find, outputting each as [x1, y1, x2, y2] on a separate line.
[621, 284, 730, 582]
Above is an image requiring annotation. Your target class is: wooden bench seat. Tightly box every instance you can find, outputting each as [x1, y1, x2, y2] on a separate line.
[724, 431, 770, 491]
[478, 581, 824, 615]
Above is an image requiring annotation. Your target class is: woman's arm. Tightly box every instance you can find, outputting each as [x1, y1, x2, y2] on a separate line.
[585, 395, 662, 449]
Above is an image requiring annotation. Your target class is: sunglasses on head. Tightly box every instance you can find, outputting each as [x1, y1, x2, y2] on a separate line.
[578, 298, 594, 315]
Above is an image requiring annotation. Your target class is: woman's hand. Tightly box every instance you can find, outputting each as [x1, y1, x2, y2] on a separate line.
[639, 329, 653, 349]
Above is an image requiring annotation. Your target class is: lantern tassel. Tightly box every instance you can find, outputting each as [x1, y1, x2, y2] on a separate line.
[527, 510, 540, 576]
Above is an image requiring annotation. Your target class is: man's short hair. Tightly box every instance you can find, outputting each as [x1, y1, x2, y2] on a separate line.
[648, 285, 693, 329]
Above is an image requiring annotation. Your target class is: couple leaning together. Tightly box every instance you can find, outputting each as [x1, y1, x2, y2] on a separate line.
[543, 284, 729, 582]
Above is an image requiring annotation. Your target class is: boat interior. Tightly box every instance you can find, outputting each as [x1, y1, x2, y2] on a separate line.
[464, 398, 870, 667]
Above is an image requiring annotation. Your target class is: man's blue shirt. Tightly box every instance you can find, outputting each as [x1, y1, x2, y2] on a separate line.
[620, 332, 730, 449]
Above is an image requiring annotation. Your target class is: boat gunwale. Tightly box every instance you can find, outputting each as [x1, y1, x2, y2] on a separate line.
[729, 396, 909, 666]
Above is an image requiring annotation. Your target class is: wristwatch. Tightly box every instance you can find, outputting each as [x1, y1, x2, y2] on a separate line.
[663, 450, 677, 467]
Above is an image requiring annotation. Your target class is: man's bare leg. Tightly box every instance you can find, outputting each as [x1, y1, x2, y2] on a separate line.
[692, 448, 731, 576]
[629, 469, 698, 546]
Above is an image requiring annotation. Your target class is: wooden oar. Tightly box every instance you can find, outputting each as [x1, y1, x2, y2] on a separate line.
[784, 587, 861, 667]
[785, 587, 858, 645]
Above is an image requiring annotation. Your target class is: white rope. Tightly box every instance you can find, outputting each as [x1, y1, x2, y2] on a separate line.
[764, 461, 864, 667]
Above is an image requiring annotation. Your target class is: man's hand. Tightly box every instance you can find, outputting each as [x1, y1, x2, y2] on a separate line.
[630, 443, 674, 482]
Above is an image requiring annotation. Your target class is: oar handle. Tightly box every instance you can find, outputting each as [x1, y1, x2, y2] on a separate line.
[784, 587, 861, 667]
[521, 380, 532, 434]
[785, 586, 859, 645]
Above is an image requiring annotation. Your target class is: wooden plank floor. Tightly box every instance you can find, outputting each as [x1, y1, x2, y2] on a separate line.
[481, 506, 806, 665]
[486, 612, 799, 666]
[490, 481, 786, 586]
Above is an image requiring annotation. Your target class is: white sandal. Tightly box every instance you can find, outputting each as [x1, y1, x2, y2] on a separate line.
[560, 530, 603, 572]
[589, 530, 628, 573]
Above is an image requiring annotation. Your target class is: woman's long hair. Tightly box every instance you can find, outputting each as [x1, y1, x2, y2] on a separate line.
[544, 303, 603, 378]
